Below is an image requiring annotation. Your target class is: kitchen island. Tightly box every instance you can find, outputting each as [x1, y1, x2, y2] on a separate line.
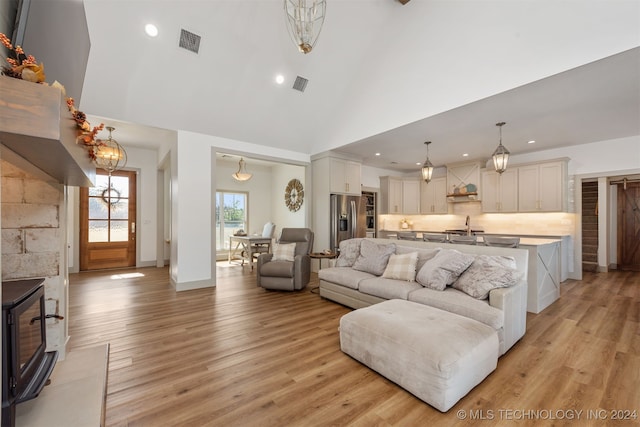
[379, 230, 563, 313]
[518, 238, 561, 313]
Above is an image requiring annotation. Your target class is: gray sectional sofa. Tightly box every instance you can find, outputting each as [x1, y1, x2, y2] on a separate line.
[318, 238, 528, 356]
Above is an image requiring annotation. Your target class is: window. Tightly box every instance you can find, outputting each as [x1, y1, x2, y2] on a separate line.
[87, 173, 132, 242]
[215, 191, 248, 251]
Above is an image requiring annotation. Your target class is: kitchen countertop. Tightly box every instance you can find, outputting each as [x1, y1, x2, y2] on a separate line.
[380, 230, 565, 247]
[517, 237, 562, 246]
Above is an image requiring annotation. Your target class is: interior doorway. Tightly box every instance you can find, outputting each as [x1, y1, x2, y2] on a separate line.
[79, 169, 137, 270]
[581, 181, 598, 272]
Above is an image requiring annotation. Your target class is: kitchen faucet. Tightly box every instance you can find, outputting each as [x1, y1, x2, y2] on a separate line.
[465, 215, 471, 236]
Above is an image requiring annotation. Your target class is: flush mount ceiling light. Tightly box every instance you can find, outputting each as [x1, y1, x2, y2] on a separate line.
[421, 141, 434, 183]
[284, 0, 326, 54]
[492, 122, 510, 174]
[232, 157, 252, 182]
[95, 126, 127, 175]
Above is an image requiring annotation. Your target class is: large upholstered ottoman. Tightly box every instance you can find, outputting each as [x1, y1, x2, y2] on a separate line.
[339, 299, 499, 412]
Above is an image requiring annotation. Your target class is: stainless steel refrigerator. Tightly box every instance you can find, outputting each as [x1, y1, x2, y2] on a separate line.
[330, 194, 367, 253]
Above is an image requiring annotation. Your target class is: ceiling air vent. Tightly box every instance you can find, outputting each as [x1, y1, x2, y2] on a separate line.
[179, 29, 201, 54]
[292, 76, 309, 92]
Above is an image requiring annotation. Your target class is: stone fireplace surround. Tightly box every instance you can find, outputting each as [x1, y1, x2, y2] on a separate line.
[1, 159, 68, 359]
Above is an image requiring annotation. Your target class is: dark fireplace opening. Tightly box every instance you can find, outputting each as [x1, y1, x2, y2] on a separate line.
[2, 279, 58, 427]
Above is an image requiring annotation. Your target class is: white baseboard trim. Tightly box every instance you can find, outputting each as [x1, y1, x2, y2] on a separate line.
[171, 277, 215, 291]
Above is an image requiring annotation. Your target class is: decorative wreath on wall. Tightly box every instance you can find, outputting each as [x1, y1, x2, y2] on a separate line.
[285, 179, 304, 212]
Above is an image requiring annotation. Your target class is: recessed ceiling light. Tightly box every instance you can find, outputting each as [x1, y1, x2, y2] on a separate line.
[528, 140, 536, 144]
[416, 162, 421, 166]
[375, 152, 381, 156]
[145, 24, 158, 37]
[275, 74, 285, 84]
[462, 153, 469, 157]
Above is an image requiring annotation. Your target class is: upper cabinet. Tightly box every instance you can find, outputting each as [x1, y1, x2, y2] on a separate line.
[420, 177, 448, 214]
[481, 169, 518, 213]
[379, 176, 403, 214]
[401, 178, 421, 214]
[518, 160, 567, 212]
[379, 176, 420, 214]
[329, 158, 361, 195]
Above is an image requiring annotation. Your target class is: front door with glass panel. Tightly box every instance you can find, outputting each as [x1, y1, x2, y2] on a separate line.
[80, 170, 137, 270]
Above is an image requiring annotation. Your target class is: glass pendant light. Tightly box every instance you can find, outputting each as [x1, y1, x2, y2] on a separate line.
[284, 0, 327, 54]
[421, 141, 434, 183]
[95, 126, 127, 176]
[232, 157, 253, 181]
[492, 122, 510, 174]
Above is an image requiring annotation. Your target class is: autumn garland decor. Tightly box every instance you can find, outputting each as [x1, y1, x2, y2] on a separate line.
[1, 32, 105, 160]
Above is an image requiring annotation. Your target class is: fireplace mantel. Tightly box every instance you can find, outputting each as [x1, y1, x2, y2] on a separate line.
[0, 76, 95, 187]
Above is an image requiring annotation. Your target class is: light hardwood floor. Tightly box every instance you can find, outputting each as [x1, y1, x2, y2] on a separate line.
[68, 265, 640, 426]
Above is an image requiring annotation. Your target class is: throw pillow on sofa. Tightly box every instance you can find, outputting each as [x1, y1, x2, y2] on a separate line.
[272, 243, 296, 261]
[335, 238, 364, 267]
[352, 240, 396, 276]
[415, 249, 475, 291]
[395, 246, 441, 271]
[453, 255, 522, 299]
[382, 252, 419, 281]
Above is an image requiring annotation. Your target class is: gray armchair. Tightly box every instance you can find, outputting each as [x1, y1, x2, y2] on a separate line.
[257, 228, 314, 291]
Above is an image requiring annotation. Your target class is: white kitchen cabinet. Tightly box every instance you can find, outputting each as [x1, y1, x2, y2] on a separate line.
[420, 177, 448, 214]
[402, 178, 421, 214]
[379, 176, 403, 214]
[481, 169, 518, 213]
[518, 161, 566, 212]
[329, 158, 361, 195]
[379, 176, 426, 214]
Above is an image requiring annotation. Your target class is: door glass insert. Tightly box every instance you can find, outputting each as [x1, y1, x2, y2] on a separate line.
[88, 174, 131, 243]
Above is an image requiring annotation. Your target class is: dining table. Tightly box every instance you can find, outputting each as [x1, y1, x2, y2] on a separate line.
[228, 235, 272, 270]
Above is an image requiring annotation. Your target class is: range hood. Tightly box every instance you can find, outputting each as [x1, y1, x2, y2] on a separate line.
[0, 77, 95, 187]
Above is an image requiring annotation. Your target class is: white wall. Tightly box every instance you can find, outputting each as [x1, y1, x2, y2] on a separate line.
[171, 134, 214, 290]
[271, 163, 307, 236]
[321, 1, 640, 150]
[127, 146, 158, 266]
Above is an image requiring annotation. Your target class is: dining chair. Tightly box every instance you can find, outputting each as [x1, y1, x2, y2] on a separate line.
[483, 235, 520, 248]
[449, 235, 477, 245]
[422, 233, 447, 243]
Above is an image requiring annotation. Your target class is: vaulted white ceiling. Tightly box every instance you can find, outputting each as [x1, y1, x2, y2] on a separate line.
[77, 0, 640, 171]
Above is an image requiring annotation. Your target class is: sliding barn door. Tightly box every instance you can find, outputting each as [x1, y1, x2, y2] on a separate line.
[618, 181, 640, 271]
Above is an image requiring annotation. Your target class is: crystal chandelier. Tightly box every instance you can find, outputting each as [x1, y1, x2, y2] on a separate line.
[95, 126, 127, 175]
[284, 0, 327, 54]
[492, 122, 510, 174]
[421, 141, 434, 183]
